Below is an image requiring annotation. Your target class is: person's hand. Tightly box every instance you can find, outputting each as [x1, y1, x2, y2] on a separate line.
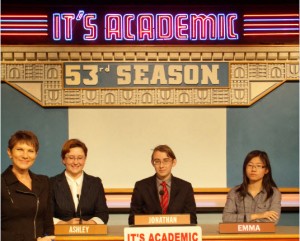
[81, 219, 96, 224]
[66, 218, 81, 224]
[57, 218, 81, 224]
[252, 211, 279, 222]
[37, 235, 55, 241]
[261, 211, 279, 221]
[58, 218, 80, 224]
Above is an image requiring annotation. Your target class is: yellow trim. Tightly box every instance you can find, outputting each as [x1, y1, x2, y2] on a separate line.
[104, 187, 299, 194]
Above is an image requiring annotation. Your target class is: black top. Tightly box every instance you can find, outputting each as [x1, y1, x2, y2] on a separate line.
[1, 166, 54, 241]
[50, 171, 109, 224]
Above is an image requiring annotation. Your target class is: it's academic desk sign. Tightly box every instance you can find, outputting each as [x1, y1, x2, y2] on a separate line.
[1, 3, 299, 107]
[53, 224, 299, 241]
[53, 214, 299, 241]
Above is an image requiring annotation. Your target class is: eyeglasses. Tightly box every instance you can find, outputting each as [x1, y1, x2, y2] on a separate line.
[153, 158, 172, 166]
[66, 155, 85, 161]
[247, 163, 265, 170]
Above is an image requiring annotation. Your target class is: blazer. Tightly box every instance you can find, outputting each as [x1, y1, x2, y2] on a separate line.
[129, 174, 197, 225]
[1, 166, 54, 241]
[50, 171, 109, 224]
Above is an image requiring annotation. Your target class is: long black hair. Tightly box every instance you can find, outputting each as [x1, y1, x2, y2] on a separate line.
[236, 150, 278, 200]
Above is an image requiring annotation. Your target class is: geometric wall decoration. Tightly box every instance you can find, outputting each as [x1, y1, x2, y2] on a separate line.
[1, 45, 298, 107]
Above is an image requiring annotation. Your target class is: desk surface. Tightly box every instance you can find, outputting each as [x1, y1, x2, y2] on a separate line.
[55, 224, 299, 241]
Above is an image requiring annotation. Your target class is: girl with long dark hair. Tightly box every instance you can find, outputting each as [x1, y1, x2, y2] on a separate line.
[222, 150, 281, 224]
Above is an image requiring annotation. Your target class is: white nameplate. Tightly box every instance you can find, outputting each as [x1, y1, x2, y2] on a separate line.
[124, 226, 202, 241]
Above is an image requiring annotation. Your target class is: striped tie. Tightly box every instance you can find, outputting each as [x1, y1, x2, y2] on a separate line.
[160, 181, 169, 214]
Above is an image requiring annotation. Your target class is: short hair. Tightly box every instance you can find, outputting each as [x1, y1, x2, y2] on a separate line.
[61, 139, 88, 159]
[8, 130, 39, 152]
[151, 145, 176, 161]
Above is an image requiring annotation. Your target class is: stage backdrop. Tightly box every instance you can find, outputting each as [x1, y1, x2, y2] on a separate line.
[1, 81, 299, 226]
[1, 82, 299, 188]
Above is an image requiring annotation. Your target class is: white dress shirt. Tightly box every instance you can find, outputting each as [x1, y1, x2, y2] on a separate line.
[53, 171, 103, 224]
[65, 171, 83, 211]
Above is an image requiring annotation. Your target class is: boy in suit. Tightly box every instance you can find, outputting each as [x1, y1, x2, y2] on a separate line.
[128, 145, 197, 225]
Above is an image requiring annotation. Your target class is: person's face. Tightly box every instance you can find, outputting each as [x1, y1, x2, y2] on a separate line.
[63, 147, 86, 178]
[246, 156, 269, 183]
[7, 141, 37, 172]
[152, 150, 176, 181]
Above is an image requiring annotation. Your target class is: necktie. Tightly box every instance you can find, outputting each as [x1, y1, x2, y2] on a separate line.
[160, 181, 169, 214]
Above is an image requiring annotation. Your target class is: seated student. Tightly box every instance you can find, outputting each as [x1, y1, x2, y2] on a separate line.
[128, 144, 197, 225]
[51, 139, 109, 225]
[222, 150, 281, 224]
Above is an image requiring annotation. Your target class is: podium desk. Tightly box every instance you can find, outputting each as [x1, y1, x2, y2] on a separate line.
[55, 224, 299, 241]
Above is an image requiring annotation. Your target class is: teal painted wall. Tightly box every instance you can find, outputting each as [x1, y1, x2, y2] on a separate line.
[1, 83, 68, 175]
[227, 82, 299, 188]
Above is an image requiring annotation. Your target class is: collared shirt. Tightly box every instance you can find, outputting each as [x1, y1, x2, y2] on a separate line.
[156, 177, 171, 204]
[53, 171, 103, 224]
[53, 171, 83, 225]
[222, 185, 281, 224]
[65, 171, 83, 211]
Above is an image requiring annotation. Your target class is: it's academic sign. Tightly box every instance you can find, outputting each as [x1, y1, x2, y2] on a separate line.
[1, 3, 298, 107]
[1, 9, 298, 45]
[124, 226, 202, 241]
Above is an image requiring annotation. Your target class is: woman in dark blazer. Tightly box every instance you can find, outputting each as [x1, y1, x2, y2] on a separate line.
[1, 130, 55, 241]
[51, 139, 109, 225]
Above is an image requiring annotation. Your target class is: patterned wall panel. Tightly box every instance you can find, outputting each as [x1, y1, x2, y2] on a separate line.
[1, 45, 299, 107]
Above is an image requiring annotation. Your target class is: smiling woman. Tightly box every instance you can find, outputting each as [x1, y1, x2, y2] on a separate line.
[50, 138, 109, 226]
[1, 130, 55, 241]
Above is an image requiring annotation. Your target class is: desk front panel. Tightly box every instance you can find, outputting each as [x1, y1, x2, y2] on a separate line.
[55, 225, 299, 241]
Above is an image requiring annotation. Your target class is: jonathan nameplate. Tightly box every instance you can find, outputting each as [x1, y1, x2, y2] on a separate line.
[134, 214, 190, 226]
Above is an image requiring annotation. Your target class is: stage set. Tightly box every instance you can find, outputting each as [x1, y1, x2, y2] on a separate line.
[1, 1, 299, 241]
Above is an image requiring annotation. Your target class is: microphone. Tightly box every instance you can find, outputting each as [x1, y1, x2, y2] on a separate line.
[243, 198, 246, 222]
[77, 194, 82, 224]
[159, 190, 165, 214]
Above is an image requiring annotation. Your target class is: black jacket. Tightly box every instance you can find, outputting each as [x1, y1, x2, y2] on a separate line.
[129, 174, 197, 225]
[1, 166, 54, 241]
[50, 171, 109, 224]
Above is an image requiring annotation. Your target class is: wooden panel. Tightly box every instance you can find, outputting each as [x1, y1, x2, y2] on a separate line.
[104, 188, 299, 212]
[55, 224, 107, 235]
[104, 188, 299, 194]
[54, 225, 299, 241]
[219, 222, 275, 233]
[134, 214, 190, 225]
